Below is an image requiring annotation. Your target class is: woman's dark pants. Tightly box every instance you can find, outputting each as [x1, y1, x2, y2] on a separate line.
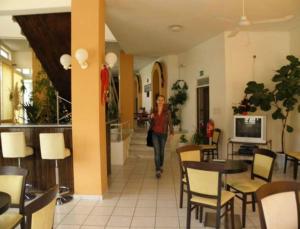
[152, 132, 167, 171]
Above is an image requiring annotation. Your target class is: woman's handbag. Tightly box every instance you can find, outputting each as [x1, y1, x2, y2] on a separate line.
[146, 128, 153, 147]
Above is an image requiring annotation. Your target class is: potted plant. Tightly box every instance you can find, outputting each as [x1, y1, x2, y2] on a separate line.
[168, 80, 188, 131]
[22, 70, 71, 124]
[233, 55, 300, 154]
[178, 134, 189, 147]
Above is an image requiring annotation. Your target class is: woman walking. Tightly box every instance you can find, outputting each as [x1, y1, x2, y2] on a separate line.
[150, 95, 173, 178]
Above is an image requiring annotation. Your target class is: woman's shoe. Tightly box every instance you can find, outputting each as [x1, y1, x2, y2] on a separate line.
[160, 167, 163, 173]
[156, 171, 161, 178]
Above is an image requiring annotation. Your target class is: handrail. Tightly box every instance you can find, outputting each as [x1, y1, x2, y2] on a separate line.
[56, 92, 71, 124]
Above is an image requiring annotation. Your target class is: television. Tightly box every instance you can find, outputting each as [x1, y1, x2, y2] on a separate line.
[232, 115, 267, 143]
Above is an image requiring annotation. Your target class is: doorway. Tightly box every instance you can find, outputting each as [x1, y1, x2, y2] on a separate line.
[197, 86, 209, 143]
[152, 69, 159, 108]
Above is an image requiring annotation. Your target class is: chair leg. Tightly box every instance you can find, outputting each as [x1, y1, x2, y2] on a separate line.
[216, 207, 221, 229]
[186, 200, 191, 229]
[231, 199, 235, 229]
[251, 193, 256, 212]
[284, 155, 288, 173]
[199, 206, 203, 223]
[179, 182, 184, 208]
[293, 159, 298, 180]
[242, 194, 247, 228]
[195, 206, 199, 220]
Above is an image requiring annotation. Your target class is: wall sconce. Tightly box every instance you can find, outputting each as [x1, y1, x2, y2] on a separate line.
[60, 48, 89, 70]
[75, 48, 88, 69]
[60, 54, 71, 70]
[105, 52, 117, 68]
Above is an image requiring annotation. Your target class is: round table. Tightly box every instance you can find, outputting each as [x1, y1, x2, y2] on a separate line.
[223, 159, 248, 174]
[205, 159, 248, 229]
[0, 192, 11, 214]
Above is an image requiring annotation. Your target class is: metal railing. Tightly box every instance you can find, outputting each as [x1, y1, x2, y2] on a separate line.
[56, 92, 72, 124]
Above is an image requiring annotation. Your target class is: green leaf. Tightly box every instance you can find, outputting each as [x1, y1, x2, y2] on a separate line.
[272, 108, 285, 120]
[286, 125, 294, 133]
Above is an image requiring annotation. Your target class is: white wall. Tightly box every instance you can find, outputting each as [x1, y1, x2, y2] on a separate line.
[224, 31, 290, 153]
[139, 30, 298, 155]
[178, 33, 226, 146]
[13, 51, 32, 68]
[288, 25, 300, 151]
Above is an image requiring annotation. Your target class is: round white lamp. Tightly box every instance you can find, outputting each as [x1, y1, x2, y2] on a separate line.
[75, 48, 89, 69]
[105, 52, 117, 68]
[60, 54, 71, 70]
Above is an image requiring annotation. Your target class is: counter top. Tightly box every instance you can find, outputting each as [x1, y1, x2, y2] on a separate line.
[0, 124, 72, 128]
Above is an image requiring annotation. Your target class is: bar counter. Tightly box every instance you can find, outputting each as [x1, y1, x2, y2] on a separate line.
[0, 124, 73, 193]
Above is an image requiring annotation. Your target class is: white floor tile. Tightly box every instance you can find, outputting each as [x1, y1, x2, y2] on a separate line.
[107, 216, 133, 227]
[131, 216, 155, 227]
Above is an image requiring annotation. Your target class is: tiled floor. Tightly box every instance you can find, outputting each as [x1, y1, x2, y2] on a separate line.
[54, 151, 295, 229]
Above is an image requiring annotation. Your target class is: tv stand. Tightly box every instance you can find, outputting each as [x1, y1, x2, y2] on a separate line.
[227, 138, 272, 159]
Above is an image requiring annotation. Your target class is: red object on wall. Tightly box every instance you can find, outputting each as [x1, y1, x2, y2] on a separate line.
[100, 65, 109, 105]
[206, 119, 214, 138]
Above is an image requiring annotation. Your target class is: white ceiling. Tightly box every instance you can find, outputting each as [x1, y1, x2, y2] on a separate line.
[106, 0, 300, 56]
[0, 0, 300, 69]
[1, 39, 30, 51]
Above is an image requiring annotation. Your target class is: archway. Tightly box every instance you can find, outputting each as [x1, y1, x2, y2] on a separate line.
[152, 69, 160, 108]
[151, 62, 167, 109]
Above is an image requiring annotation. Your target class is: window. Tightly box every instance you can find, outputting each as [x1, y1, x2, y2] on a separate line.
[0, 47, 11, 60]
[22, 68, 31, 76]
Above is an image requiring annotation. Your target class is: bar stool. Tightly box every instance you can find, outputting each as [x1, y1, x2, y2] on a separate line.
[39, 133, 72, 205]
[0, 131, 36, 200]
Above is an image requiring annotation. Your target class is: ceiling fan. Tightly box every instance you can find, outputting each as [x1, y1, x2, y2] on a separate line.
[223, 0, 294, 37]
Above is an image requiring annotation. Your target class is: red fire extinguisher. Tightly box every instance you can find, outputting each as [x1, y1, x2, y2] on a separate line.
[206, 119, 215, 139]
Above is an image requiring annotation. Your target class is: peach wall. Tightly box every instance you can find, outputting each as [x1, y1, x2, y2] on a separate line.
[119, 51, 134, 127]
[71, 0, 107, 195]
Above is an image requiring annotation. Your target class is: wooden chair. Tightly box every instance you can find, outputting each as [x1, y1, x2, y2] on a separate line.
[256, 181, 300, 229]
[0, 166, 28, 229]
[284, 151, 300, 179]
[176, 144, 203, 208]
[23, 185, 58, 229]
[227, 149, 276, 227]
[183, 161, 235, 229]
[199, 128, 221, 159]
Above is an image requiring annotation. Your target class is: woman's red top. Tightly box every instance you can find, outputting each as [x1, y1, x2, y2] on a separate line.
[152, 112, 165, 134]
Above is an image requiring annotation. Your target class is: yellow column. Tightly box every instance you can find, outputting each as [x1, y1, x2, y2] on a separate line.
[119, 51, 134, 128]
[72, 0, 107, 195]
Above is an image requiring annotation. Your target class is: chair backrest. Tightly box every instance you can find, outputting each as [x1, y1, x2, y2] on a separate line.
[176, 145, 203, 178]
[212, 128, 221, 145]
[252, 148, 276, 182]
[0, 166, 27, 210]
[1, 132, 27, 158]
[256, 181, 300, 229]
[24, 185, 58, 229]
[39, 133, 65, 159]
[183, 161, 224, 205]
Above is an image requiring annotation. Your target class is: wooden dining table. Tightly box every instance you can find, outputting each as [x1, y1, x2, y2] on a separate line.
[0, 191, 11, 214]
[204, 159, 248, 229]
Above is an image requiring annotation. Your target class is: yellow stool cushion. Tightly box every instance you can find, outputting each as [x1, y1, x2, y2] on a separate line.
[0, 212, 23, 229]
[191, 190, 235, 207]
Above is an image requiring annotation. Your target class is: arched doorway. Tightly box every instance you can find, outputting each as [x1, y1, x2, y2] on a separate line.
[151, 62, 167, 109]
[152, 69, 160, 107]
